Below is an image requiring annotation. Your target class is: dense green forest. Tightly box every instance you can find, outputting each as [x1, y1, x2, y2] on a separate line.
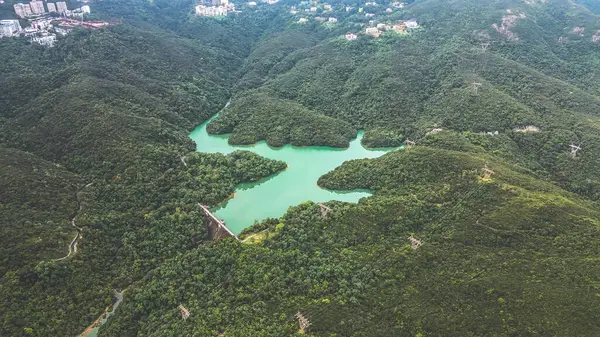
[207, 0, 600, 201]
[1, 0, 600, 336]
[0, 3, 284, 335]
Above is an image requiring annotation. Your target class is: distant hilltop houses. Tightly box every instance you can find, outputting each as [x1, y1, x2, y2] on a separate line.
[1, 1, 114, 47]
[190, 0, 418, 31]
[195, 0, 279, 15]
[191, 0, 415, 26]
[287, 0, 419, 38]
[345, 32, 357, 40]
[195, 0, 237, 17]
[364, 19, 419, 38]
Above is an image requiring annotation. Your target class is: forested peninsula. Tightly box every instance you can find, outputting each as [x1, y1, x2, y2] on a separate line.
[1, 0, 600, 336]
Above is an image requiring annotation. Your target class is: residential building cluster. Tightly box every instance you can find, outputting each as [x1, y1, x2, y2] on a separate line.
[1, 1, 110, 47]
[364, 19, 419, 38]
[13, 0, 90, 19]
[196, 0, 236, 17]
[13, 1, 72, 18]
[195, 5, 228, 16]
[13, 16, 59, 46]
[0, 20, 22, 37]
[245, 0, 278, 9]
[289, 0, 421, 40]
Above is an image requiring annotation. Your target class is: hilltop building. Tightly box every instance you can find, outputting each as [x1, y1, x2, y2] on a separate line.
[30, 19, 50, 30]
[0, 20, 22, 37]
[393, 22, 406, 31]
[365, 27, 381, 37]
[405, 18, 419, 28]
[345, 32, 357, 40]
[31, 34, 56, 46]
[14, 3, 33, 18]
[56, 1, 68, 13]
[29, 1, 45, 14]
[195, 5, 228, 16]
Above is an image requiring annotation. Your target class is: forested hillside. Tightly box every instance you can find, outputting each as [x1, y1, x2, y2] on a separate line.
[0, 2, 284, 335]
[103, 142, 600, 336]
[208, 0, 600, 201]
[1, 0, 600, 336]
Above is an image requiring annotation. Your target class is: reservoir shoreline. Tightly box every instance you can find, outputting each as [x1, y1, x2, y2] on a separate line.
[189, 113, 395, 233]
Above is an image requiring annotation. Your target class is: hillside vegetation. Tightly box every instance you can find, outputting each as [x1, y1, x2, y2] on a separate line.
[102, 144, 600, 336]
[1, 0, 600, 336]
[0, 4, 284, 336]
[208, 0, 600, 201]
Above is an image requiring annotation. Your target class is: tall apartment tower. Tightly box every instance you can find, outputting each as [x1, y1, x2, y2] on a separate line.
[56, 1, 68, 13]
[47, 2, 57, 12]
[29, 0, 46, 15]
[14, 3, 33, 18]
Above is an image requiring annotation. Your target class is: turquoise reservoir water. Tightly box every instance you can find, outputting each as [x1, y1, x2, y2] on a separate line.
[189, 116, 394, 234]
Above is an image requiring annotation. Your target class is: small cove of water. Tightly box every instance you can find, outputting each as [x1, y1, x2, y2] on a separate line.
[81, 290, 125, 337]
[189, 115, 395, 234]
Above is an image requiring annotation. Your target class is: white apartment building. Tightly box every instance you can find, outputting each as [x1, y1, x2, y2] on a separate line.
[195, 5, 228, 16]
[29, 1, 46, 15]
[56, 1, 68, 13]
[14, 3, 33, 18]
[47, 2, 57, 12]
[32, 35, 56, 46]
[0, 20, 22, 37]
